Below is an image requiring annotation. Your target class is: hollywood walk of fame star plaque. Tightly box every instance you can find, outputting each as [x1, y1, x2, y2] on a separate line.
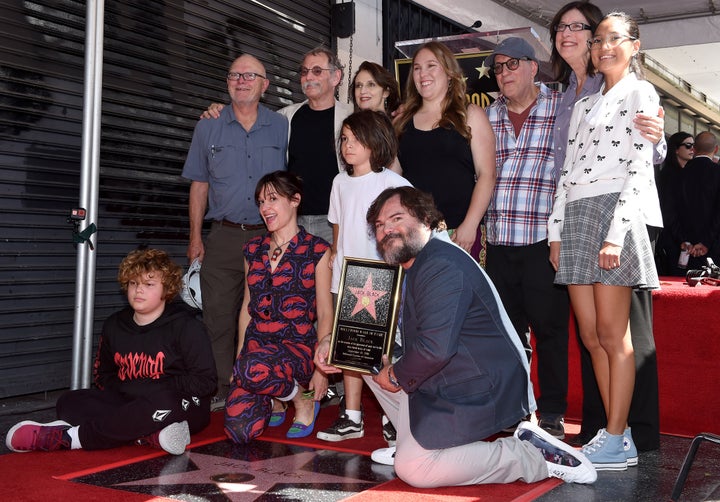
[328, 257, 404, 374]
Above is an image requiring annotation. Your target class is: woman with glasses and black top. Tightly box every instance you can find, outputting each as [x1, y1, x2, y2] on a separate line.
[548, 12, 663, 471]
[548, 1, 666, 458]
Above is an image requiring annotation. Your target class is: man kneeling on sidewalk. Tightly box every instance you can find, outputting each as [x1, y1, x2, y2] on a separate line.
[315, 187, 596, 487]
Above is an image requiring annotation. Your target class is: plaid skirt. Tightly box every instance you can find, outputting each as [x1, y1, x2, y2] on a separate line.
[555, 192, 659, 289]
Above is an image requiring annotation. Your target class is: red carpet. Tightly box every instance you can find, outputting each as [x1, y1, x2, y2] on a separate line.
[2, 391, 564, 501]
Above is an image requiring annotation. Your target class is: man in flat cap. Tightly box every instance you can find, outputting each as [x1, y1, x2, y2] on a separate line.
[484, 37, 570, 440]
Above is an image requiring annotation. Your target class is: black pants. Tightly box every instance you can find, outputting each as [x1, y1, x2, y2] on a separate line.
[577, 289, 661, 450]
[486, 240, 570, 416]
[56, 388, 210, 450]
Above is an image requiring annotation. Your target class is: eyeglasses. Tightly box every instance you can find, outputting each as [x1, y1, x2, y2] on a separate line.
[299, 66, 333, 77]
[680, 142, 695, 149]
[588, 34, 637, 50]
[227, 72, 266, 81]
[554, 22, 592, 32]
[491, 57, 531, 75]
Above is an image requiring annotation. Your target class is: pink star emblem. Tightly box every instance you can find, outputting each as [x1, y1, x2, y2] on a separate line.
[348, 274, 387, 320]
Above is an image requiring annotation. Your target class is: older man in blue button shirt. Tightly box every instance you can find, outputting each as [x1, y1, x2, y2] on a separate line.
[182, 54, 288, 409]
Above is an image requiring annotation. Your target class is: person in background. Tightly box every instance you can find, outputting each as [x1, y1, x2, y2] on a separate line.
[393, 41, 496, 255]
[549, 1, 666, 452]
[315, 110, 411, 444]
[224, 171, 332, 443]
[548, 12, 662, 471]
[315, 187, 597, 487]
[675, 131, 720, 271]
[351, 60, 401, 115]
[182, 54, 288, 411]
[657, 131, 694, 275]
[6, 249, 217, 455]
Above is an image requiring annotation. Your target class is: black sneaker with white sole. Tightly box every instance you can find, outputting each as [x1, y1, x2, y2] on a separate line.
[316, 413, 364, 441]
[382, 415, 396, 446]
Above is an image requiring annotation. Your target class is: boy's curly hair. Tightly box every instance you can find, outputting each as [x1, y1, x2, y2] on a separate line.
[117, 249, 183, 301]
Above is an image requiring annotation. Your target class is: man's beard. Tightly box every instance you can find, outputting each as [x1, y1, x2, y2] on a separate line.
[378, 227, 424, 266]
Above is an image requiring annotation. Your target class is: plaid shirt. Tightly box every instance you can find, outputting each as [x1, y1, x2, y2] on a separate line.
[485, 83, 560, 246]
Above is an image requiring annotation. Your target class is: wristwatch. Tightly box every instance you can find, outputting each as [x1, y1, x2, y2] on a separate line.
[387, 365, 400, 387]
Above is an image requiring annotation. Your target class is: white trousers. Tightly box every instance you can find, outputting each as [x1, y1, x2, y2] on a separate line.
[363, 376, 549, 488]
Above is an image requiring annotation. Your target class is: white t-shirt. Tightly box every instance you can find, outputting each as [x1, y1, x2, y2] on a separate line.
[327, 168, 412, 293]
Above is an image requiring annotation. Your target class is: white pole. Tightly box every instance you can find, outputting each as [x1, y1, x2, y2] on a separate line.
[71, 0, 105, 389]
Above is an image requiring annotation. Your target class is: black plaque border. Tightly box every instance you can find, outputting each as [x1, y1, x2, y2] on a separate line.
[328, 257, 403, 374]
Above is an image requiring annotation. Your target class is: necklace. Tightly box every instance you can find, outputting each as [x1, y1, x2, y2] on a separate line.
[270, 235, 294, 262]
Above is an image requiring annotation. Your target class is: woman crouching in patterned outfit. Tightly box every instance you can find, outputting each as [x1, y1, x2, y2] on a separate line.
[225, 170, 332, 443]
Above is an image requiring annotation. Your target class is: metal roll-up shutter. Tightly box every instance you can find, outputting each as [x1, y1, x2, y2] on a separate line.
[0, 0, 331, 398]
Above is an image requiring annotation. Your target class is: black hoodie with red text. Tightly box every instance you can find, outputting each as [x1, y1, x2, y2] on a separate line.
[93, 302, 217, 399]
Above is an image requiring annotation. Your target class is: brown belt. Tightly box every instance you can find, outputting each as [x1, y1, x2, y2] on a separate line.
[215, 219, 265, 231]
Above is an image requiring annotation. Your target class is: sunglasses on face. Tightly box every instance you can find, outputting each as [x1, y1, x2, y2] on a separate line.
[680, 142, 695, 149]
[299, 66, 332, 77]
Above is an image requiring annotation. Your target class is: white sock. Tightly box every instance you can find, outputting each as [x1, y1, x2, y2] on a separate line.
[277, 381, 299, 402]
[67, 425, 82, 449]
[346, 409, 362, 423]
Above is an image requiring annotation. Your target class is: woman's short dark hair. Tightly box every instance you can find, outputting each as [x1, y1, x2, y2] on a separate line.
[549, 1, 603, 84]
[351, 61, 401, 114]
[366, 186, 444, 232]
[339, 110, 398, 175]
[254, 170, 303, 206]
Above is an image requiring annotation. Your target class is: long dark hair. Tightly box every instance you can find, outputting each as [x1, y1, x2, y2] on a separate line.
[549, 1, 603, 84]
[339, 110, 398, 175]
[351, 61, 401, 115]
[664, 131, 694, 171]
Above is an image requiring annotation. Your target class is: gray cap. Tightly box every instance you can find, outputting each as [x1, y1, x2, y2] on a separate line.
[486, 37, 537, 68]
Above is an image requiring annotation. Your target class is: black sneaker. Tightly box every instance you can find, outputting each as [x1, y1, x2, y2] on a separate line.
[538, 415, 565, 439]
[320, 384, 342, 408]
[316, 413, 364, 442]
[382, 415, 396, 446]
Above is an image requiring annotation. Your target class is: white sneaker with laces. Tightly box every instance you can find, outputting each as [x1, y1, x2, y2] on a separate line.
[371, 446, 396, 466]
[514, 421, 597, 484]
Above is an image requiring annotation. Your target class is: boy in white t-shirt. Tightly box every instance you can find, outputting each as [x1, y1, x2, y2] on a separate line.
[317, 110, 411, 442]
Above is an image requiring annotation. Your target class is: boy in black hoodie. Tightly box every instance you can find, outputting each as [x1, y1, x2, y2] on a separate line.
[6, 249, 217, 455]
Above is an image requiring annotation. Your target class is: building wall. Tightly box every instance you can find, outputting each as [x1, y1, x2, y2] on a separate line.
[0, 0, 332, 398]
